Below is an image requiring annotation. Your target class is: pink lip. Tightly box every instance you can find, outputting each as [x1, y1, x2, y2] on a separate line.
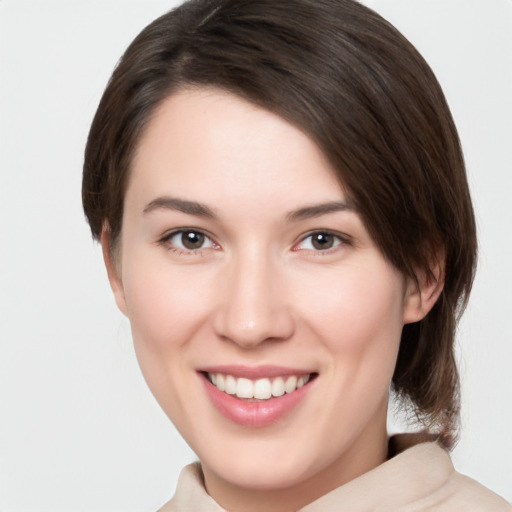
[198, 364, 312, 379]
[199, 369, 316, 428]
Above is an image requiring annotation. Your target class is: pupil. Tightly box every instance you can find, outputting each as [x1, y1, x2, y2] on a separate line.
[312, 233, 333, 250]
[182, 231, 204, 249]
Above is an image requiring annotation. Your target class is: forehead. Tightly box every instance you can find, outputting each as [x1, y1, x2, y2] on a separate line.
[127, 88, 346, 214]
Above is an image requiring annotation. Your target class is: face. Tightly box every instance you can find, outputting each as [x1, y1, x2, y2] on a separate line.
[106, 88, 427, 507]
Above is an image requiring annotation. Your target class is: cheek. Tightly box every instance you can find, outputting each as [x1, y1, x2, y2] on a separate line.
[120, 251, 216, 366]
[303, 261, 404, 336]
[119, 256, 221, 432]
[295, 262, 405, 442]
[296, 260, 405, 384]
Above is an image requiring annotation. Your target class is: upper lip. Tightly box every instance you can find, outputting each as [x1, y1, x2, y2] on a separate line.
[197, 364, 314, 379]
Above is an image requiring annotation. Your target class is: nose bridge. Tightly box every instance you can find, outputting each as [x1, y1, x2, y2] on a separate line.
[213, 244, 294, 347]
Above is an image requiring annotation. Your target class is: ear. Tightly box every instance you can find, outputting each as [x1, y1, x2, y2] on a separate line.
[403, 249, 445, 324]
[100, 228, 128, 316]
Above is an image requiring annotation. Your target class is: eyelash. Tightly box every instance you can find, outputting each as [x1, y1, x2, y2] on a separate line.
[292, 230, 350, 255]
[157, 229, 351, 256]
[158, 229, 219, 255]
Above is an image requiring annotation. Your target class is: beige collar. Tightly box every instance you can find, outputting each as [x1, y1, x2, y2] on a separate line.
[302, 435, 452, 511]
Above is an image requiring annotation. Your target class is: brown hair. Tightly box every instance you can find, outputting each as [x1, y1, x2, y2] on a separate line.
[83, 0, 477, 444]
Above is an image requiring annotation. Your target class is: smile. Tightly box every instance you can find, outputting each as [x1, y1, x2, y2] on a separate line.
[199, 367, 317, 427]
[207, 373, 312, 400]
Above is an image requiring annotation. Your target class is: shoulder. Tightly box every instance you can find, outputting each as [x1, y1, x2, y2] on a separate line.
[301, 435, 511, 511]
[399, 470, 512, 511]
[391, 435, 512, 511]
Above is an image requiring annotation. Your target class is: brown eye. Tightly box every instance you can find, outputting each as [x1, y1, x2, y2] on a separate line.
[163, 229, 216, 252]
[294, 231, 345, 252]
[181, 231, 205, 249]
[311, 233, 335, 250]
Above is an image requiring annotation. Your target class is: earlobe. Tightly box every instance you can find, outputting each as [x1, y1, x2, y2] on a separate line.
[100, 228, 128, 317]
[403, 251, 445, 324]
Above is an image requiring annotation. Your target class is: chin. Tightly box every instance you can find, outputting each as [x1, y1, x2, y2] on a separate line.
[204, 451, 319, 491]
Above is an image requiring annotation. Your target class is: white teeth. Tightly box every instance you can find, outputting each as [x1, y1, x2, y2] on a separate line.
[225, 375, 237, 395]
[271, 377, 285, 397]
[285, 375, 297, 393]
[236, 378, 253, 399]
[208, 372, 312, 399]
[254, 378, 272, 399]
[216, 374, 225, 391]
[296, 375, 311, 389]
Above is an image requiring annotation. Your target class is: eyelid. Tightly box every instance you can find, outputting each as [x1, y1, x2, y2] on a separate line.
[292, 229, 351, 252]
[158, 227, 220, 253]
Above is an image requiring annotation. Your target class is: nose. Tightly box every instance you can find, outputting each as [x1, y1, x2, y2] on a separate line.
[212, 252, 295, 349]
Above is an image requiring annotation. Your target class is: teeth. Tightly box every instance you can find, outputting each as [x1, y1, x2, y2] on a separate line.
[236, 378, 253, 399]
[225, 375, 237, 395]
[208, 372, 312, 399]
[285, 375, 297, 393]
[254, 378, 272, 399]
[271, 377, 285, 397]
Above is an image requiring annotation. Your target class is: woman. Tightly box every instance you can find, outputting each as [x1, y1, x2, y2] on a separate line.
[82, 0, 511, 510]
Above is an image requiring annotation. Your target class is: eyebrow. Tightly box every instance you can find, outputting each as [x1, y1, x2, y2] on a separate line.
[286, 200, 357, 222]
[143, 196, 216, 218]
[142, 196, 356, 222]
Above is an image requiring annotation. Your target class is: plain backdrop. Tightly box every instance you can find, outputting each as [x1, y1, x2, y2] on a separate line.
[0, 1, 511, 510]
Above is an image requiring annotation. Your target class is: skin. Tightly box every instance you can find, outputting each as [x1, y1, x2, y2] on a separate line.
[103, 88, 442, 512]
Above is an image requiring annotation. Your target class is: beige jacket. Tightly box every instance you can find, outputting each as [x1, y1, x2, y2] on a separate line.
[159, 436, 511, 511]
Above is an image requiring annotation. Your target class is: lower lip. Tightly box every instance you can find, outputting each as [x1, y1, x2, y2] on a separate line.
[200, 374, 314, 427]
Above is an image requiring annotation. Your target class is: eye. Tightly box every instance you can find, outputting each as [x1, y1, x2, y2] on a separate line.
[160, 229, 218, 253]
[295, 231, 345, 252]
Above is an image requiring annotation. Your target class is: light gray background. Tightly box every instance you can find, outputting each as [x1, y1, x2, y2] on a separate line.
[1, 1, 511, 510]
